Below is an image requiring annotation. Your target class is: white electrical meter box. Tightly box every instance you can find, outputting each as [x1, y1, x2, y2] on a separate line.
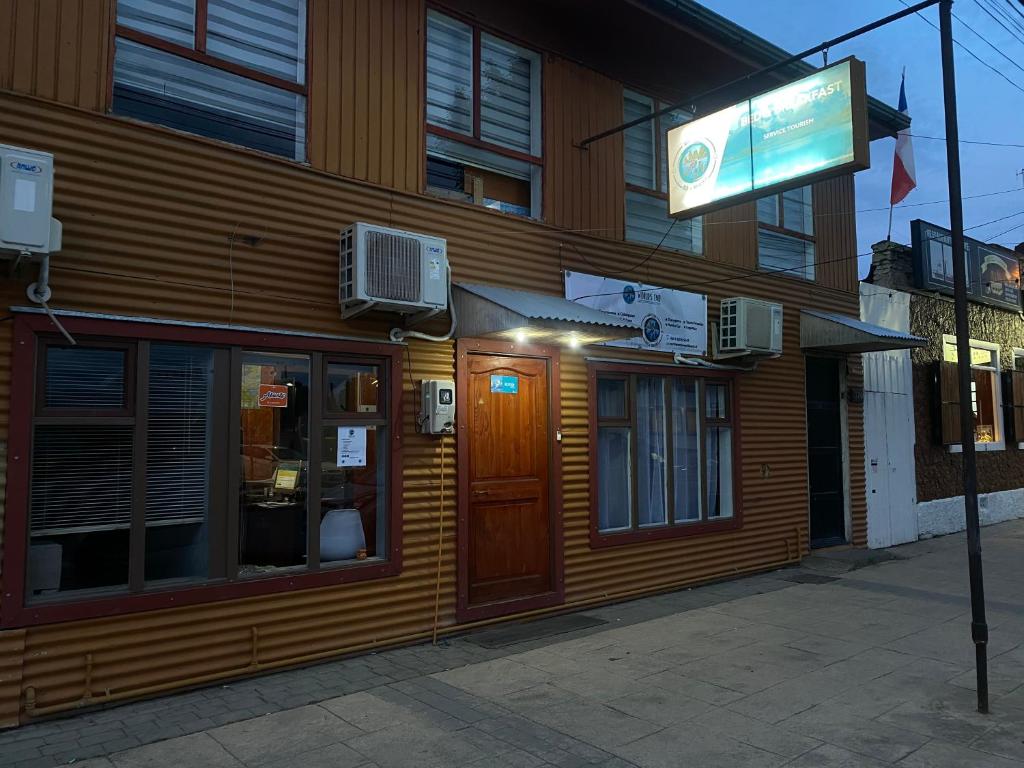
[420, 379, 455, 435]
[0, 144, 61, 254]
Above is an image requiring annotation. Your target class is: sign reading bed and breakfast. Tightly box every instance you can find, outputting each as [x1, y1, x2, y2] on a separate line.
[666, 58, 869, 219]
[564, 270, 707, 355]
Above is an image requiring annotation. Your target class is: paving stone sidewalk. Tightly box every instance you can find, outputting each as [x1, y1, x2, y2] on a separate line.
[3, 520, 1024, 767]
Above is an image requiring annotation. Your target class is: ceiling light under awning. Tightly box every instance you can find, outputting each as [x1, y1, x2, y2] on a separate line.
[451, 283, 642, 345]
[800, 310, 926, 353]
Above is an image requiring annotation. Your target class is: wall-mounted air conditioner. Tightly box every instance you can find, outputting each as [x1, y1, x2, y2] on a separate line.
[719, 297, 783, 356]
[0, 144, 62, 255]
[339, 222, 448, 318]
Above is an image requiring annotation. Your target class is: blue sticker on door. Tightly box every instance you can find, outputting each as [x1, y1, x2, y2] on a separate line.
[490, 374, 519, 394]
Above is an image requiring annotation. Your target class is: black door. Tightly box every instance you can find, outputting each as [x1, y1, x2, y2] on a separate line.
[806, 357, 846, 547]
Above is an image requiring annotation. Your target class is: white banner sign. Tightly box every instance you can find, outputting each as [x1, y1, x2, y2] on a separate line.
[564, 270, 707, 354]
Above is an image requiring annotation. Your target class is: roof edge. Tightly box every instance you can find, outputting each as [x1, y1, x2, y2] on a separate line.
[643, 0, 910, 137]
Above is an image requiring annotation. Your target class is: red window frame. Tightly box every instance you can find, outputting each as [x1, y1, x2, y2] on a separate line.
[424, 5, 544, 170]
[113, 0, 308, 95]
[587, 361, 742, 549]
[2, 314, 404, 629]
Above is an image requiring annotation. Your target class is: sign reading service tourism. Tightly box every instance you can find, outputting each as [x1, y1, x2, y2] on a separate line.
[564, 270, 707, 355]
[667, 58, 869, 218]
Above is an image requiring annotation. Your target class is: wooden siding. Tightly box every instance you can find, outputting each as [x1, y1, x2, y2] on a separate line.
[814, 174, 860, 293]
[0, 0, 111, 112]
[307, 0, 423, 192]
[544, 58, 624, 238]
[0, 94, 867, 722]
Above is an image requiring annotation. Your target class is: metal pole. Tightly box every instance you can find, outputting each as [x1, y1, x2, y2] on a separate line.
[939, 0, 989, 715]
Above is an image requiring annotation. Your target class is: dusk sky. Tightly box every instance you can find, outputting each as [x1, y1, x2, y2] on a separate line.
[701, 0, 1024, 278]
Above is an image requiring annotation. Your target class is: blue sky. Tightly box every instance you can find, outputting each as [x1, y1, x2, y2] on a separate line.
[700, 0, 1024, 277]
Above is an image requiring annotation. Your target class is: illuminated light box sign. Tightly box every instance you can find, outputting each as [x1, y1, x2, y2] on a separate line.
[911, 219, 1021, 312]
[667, 58, 869, 218]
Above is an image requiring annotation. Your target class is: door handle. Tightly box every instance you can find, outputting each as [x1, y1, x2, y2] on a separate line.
[472, 490, 490, 496]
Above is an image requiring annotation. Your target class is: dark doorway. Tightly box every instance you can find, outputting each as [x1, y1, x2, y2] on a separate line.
[806, 357, 846, 547]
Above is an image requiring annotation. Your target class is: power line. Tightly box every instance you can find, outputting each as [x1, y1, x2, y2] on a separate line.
[567, 209, 1024, 302]
[973, 0, 1024, 49]
[897, 0, 1024, 95]
[908, 133, 1024, 148]
[955, 4, 1024, 76]
[991, 0, 1024, 37]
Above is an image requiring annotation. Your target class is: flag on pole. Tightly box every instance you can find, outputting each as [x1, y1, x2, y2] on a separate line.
[890, 72, 916, 205]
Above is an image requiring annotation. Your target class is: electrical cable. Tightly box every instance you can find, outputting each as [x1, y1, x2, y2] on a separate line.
[955, 4, 1024, 76]
[908, 133, 1024, 148]
[431, 435, 447, 646]
[973, 0, 1024, 49]
[990, 0, 1024, 37]
[568, 209, 1024, 302]
[897, 0, 1024, 95]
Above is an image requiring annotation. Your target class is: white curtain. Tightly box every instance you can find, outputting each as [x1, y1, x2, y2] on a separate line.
[671, 378, 700, 522]
[636, 377, 667, 526]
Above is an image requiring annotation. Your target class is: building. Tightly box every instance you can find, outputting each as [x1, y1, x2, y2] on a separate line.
[862, 231, 1024, 548]
[0, 0, 911, 726]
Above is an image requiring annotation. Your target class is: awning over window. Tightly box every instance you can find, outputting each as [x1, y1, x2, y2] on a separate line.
[800, 310, 926, 353]
[452, 283, 642, 344]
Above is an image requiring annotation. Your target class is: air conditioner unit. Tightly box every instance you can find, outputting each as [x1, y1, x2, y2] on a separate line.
[0, 143, 62, 255]
[719, 297, 783, 355]
[339, 222, 448, 317]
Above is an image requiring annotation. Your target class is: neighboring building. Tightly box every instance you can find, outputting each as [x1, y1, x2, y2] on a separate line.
[862, 231, 1024, 548]
[0, 0, 910, 726]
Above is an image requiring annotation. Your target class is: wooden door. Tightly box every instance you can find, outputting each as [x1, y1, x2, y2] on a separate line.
[465, 354, 552, 608]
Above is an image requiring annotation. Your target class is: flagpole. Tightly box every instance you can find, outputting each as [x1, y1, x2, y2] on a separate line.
[888, 66, 907, 243]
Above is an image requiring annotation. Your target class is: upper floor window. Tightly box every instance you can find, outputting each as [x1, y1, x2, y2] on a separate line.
[425, 9, 542, 218]
[623, 90, 702, 255]
[112, 0, 307, 160]
[757, 186, 815, 280]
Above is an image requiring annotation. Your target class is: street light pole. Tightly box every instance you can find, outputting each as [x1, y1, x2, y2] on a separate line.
[938, 0, 989, 714]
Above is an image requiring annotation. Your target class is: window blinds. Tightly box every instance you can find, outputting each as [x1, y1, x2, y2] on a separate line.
[207, 0, 306, 84]
[113, 38, 306, 159]
[45, 347, 126, 410]
[624, 91, 655, 189]
[117, 0, 195, 47]
[625, 191, 702, 254]
[480, 34, 537, 154]
[30, 425, 135, 535]
[425, 10, 474, 135]
[145, 346, 214, 526]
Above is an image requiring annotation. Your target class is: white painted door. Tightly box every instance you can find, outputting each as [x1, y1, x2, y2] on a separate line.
[861, 286, 918, 548]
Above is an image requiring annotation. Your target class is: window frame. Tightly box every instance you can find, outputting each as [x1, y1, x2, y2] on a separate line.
[757, 186, 816, 280]
[942, 334, 1005, 452]
[621, 88, 703, 256]
[108, 0, 311, 161]
[587, 361, 742, 548]
[423, 5, 544, 213]
[3, 314, 404, 629]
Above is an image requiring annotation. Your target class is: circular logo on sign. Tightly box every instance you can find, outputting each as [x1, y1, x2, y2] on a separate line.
[641, 314, 662, 346]
[678, 142, 713, 184]
[622, 285, 637, 304]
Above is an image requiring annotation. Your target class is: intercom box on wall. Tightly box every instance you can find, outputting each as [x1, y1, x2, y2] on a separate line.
[420, 379, 455, 434]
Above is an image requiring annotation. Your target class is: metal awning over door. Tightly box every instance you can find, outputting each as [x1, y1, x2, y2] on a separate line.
[452, 283, 642, 344]
[800, 310, 926, 353]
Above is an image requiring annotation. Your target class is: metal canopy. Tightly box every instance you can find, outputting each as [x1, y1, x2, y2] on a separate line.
[452, 283, 641, 344]
[800, 310, 926, 353]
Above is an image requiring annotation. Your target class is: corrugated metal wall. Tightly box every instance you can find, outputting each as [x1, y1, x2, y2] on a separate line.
[0, 0, 111, 112]
[307, 0, 423, 192]
[0, 93, 866, 722]
[544, 58, 624, 238]
[814, 174, 860, 294]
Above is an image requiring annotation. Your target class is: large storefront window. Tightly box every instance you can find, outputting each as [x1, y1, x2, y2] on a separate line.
[591, 365, 738, 545]
[15, 318, 400, 620]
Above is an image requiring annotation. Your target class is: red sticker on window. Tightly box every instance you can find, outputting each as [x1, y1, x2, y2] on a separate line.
[258, 384, 289, 408]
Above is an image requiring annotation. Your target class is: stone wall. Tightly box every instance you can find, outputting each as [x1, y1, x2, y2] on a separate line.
[909, 293, 1024, 501]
